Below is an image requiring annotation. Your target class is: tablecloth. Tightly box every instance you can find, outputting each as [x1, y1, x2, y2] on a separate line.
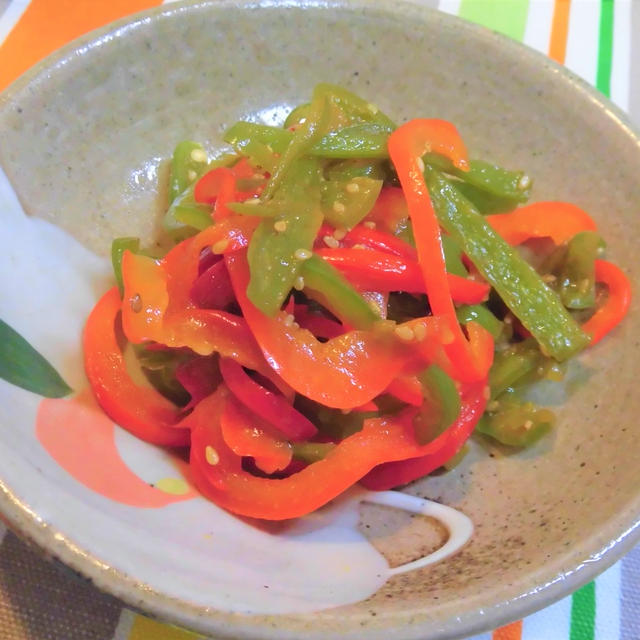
[0, 1, 638, 639]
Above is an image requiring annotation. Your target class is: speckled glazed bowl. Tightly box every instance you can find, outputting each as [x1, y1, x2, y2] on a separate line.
[0, 1, 639, 638]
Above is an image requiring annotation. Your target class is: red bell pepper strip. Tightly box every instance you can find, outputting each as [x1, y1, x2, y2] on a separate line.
[220, 395, 293, 474]
[190, 259, 235, 310]
[582, 259, 631, 345]
[366, 185, 410, 233]
[293, 304, 345, 339]
[219, 357, 317, 440]
[486, 202, 597, 246]
[225, 250, 418, 409]
[188, 385, 459, 520]
[194, 167, 236, 220]
[387, 119, 493, 382]
[360, 380, 487, 490]
[315, 248, 489, 304]
[343, 225, 417, 260]
[175, 355, 222, 410]
[83, 287, 190, 447]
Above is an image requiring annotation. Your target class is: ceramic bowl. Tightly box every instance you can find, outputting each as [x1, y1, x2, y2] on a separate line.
[0, 1, 639, 638]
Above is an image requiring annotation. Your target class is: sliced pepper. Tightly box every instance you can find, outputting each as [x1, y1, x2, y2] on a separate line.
[559, 231, 602, 310]
[582, 259, 632, 345]
[425, 169, 591, 361]
[219, 357, 317, 440]
[486, 201, 597, 246]
[83, 287, 189, 447]
[360, 380, 487, 490]
[226, 250, 417, 409]
[169, 141, 208, 202]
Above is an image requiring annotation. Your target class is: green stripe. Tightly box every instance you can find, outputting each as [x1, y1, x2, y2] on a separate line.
[458, 0, 530, 42]
[596, 0, 615, 97]
[570, 581, 596, 640]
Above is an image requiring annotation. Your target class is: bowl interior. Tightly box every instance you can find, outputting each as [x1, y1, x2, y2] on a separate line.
[0, 1, 639, 639]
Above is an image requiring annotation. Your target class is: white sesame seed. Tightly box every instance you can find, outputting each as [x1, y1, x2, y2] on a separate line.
[517, 175, 531, 190]
[366, 103, 379, 114]
[283, 313, 295, 327]
[190, 148, 208, 163]
[243, 197, 260, 206]
[293, 276, 305, 291]
[332, 201, 346, 214]
[394, 325, 415, 341]
[252, 173, 264, 180]
[212, 239, 229, 254]
[413, 321, 427, 342]
[483, 386, 491, 400]
[487, 400, 500, 412]
[292, 321, 300, 330]
[363, 221, 376, 230]
[352, 244, 366, 250]
[346, 182, 360, 194]
[323, 235, 340, 249]
[333, 228, 347, 241]
[205, 446, 219, 466]
[341, 409, 351, 415]
[542, 273, 557, 284]
[187, 169, 198, 182]
[129, 294, 142, 313]
[416, 157, 425, 173]
[523, 420, 533, 431]
[273, 220, 288, 233]
[294, 248, 312, 261]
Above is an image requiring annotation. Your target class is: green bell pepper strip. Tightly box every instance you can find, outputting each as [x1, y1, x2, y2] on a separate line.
[225, 121, 393, 160]
[0, 318, 72, 398]
[301, 254, 379, 329]
[441, 234, 467, 277]
[413, 364, 461, 445]
[111, 237, 141, 295]
[168, 141, 208, 202]
[488, 338, 546, 398]
[455, 304, 503, 339]
[477, 393, 554, 447]
[425, 154, 531, 204]
[262, 90, 332, 200]
[453, 181, 524, 215]
[247, 159, 324, 315]
[321, 176, 383, 229]
[284, 102, 311, 128]
[325, 158, 389, 182]
[559, 230, 603, 310]
[424, 168, 591, 361]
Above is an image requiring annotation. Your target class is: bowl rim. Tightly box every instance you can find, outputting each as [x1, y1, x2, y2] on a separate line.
[1, 0, 640, 638]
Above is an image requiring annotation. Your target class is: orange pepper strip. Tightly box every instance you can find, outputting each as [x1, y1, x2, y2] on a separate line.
[121, 251, 272, 374]
[220, 395, 293, 474]
[194, 167, 236, 221]
[225, 250, 418, 409]
[387, 119, 493, 383]
[83, 287, 189, 447]
[486, 202, 597, 246]
[583, 259, 632, 345]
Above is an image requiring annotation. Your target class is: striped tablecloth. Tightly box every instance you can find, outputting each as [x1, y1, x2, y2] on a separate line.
[0, 1, 638, 639]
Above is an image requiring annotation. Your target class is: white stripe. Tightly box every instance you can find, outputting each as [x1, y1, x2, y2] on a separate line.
[0, 0, 30, 46]
[610, 0, 631, 112]
[523, 0, 555, 55]
[564, 0, 600, 85]
[522, 592, 572, 640]
[112, 609, 136, 640]
[595, 562, 622, 640]
[438, 0, 462, 16]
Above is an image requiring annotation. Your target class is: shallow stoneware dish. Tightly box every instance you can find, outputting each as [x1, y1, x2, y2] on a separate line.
[0, 0, 639, 638]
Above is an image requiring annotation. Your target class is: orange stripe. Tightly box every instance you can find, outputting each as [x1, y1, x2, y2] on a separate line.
[493, 620, 523, 640]
[548, 0, 571, 64]
[0, 0, 163, 92]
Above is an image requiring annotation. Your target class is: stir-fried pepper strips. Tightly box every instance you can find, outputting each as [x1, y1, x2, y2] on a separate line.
[83, 84, 631, 522]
